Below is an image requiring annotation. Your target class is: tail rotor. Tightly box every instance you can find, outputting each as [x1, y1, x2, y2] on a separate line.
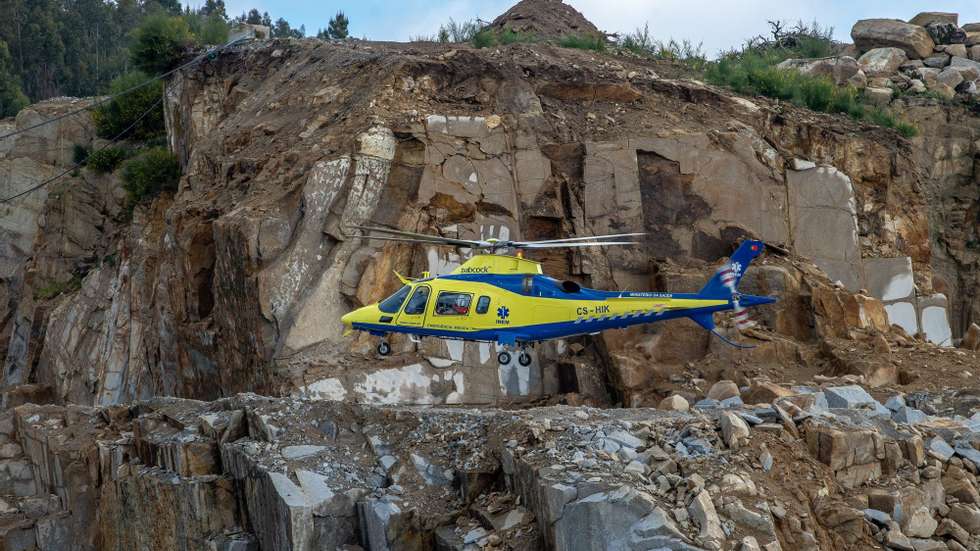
[717, 263, 756, 332]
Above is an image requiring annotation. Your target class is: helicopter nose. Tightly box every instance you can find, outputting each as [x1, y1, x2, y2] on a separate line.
[341, 311, 353, 327]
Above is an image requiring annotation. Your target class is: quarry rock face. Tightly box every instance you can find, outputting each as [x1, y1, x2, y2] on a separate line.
[0, 2, 977, 549]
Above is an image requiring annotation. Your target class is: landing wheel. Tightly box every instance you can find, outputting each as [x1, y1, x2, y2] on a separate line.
[518, 352, 533, 366]
[497, 351, 512, 365]
[377, 341, 391, 356]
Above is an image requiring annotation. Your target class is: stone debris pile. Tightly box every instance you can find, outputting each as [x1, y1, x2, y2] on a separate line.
[0, 382, 968, 550]
[779, 11, 980, 101]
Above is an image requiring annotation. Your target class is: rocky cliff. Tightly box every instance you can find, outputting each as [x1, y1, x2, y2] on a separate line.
[2, 39, 962, 408]
[0, 3, 978, 550]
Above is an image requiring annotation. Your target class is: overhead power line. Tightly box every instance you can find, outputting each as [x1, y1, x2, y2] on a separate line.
[0, 37, 245, 204]
[0, 38, 243, 144]
[0, 98, 163, 204]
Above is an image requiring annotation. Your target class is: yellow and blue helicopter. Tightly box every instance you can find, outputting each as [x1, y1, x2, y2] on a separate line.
[341, 226, 776, 366]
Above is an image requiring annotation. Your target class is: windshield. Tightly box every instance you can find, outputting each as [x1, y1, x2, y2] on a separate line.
[378, 286, 411, 314]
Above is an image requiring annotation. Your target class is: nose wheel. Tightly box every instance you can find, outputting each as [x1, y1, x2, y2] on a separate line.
[518, 351, 532, 366]
[377, 341, 391, 356]
[497, 351, 511, 365]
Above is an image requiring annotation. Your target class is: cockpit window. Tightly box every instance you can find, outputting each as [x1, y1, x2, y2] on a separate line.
[404, 286, 430, 315]
[378, 286, 411, 314]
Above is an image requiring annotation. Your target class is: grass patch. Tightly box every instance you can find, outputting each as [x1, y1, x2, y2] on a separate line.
[704, 42, 919, 137]
[618, 24, 707, 70]
[438, 18, 484, 43]
[86, 146, 130, 173]
[559, 34, 606, 52]
[34, 276, 82, 300]
[468, 28, 537, 48]
[498, 29, 535, 45]
[121, 147, 181, 208]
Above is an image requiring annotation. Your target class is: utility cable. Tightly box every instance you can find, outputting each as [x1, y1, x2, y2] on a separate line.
[0, 97, 163, 204]
[0, 38, 243, 144]
[0, 38, 245, 204]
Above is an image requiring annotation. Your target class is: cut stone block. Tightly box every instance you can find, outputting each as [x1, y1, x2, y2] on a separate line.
[787, 166, 863, 291]
[918, 294, 953, 347]
[864, 257, 914, 301]
[885, 301, 919, 336]
[824, 386, 879, 410]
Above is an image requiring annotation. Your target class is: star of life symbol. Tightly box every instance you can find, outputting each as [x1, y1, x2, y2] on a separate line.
[730, 261, 743, 279]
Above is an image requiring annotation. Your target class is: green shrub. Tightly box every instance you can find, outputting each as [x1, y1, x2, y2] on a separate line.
[121, 147, 181, 206]
[471, 28, 496, 49]
[93, 71, 165, 141]
[796, 76, 834, 111]
[827, 85, 864, 118]
[185, 12, 229, 46]
[129, 13, 194, 74]
[73, 144, 92, 165]
[702, 19, 921, 136]
[619, 26, 706, 69]
[467, 27, 536, 48]
[705, 49, 920, 136]
[498, 29, 535, 45]
[34, 276, 82, 300]
[437, 19, 482, 43]
[866, 107, 896, 128]
[0, 41, 27, 118]
[620, 24, 654, 54]
[86, 147, 130, 173]
[559, 34, 606, 52]
[895, 121, 919, 138]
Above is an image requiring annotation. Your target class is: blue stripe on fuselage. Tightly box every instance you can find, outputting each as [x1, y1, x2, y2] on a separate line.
[351, 296, 773, 344]
[439, 273, 710, 301]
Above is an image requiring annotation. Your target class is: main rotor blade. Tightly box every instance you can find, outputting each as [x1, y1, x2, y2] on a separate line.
[517, 232, 646, 245]
[350, 225, 483, 248]
[519, 241, 640, 249]
[359, 235, 470, 246]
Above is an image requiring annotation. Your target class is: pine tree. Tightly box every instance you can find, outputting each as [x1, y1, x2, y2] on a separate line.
[245, 9, 262, 25]
[201, 0, 227, 19]
[273, 18, 304, 39]
[0, 40, 27, 117]
[327, 11, 349, 40]
[129, 12, 194, 74]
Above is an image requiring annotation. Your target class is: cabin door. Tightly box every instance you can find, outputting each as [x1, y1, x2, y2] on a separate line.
[397, 285, 431, 328]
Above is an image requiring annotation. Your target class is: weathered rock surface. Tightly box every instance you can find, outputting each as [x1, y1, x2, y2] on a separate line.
[852, 19, 937, 59]
[0, 4, 977, 551]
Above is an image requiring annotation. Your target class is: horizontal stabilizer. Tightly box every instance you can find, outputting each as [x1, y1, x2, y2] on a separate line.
[688, 313, 715, 332]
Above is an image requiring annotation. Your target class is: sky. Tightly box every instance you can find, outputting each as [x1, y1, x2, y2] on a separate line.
[210, 0, 980, 56]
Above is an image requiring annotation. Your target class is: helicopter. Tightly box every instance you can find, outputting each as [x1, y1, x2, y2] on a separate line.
[340, 226, 777, 366]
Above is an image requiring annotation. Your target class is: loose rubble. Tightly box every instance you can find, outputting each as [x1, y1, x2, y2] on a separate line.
[779, 10, 980, 100]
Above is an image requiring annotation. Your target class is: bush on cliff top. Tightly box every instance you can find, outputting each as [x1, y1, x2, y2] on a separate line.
[559, 34, 606, 52]
[121, 147, 180, 207]
[129, 12, 195, 74]
[704, 53, 918, 137]
[93, 71, 165, 141]
[619, 24, 707, 69]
